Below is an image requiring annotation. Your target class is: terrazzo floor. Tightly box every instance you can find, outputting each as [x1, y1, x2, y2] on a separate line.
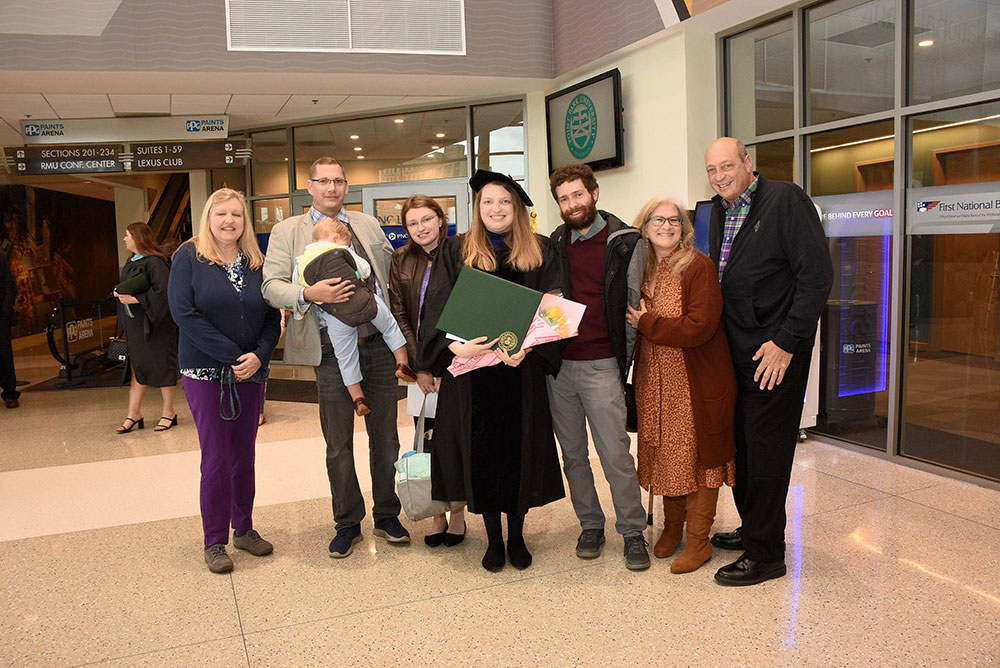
[1, 384, 998, 667]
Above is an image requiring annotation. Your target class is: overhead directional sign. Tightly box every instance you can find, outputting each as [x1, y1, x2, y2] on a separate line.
[4, 144, 126, 175]
[127, 140, 251, 172]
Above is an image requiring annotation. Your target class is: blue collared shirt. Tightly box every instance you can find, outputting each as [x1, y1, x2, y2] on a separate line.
[570, 212, 607, 243]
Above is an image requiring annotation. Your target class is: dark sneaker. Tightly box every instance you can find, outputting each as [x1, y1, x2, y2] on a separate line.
[624, 534, 651, 571]
[576, 528, 606, 559]
[373, 517, 411, 544]
[204, 544, 233, 573]
[234, 529, 273, 556]
[328, 525, 363, 558]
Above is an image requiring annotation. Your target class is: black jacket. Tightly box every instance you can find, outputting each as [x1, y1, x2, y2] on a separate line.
[550, 210, 640, 386]
[709, 174, 833, 362]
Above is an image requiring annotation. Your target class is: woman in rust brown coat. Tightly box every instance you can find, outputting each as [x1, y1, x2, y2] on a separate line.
[625, 195, 737, 574]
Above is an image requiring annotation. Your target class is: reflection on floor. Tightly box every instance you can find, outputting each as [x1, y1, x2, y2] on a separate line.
[1, 381, 998, 666]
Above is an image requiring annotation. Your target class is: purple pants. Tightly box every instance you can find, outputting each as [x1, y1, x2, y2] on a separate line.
[183, 376, 266, 548]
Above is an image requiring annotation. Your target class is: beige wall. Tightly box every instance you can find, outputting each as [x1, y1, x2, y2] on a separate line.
[525, 27, 719, 234]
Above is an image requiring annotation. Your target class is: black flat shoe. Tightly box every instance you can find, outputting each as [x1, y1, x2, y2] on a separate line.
[424, 531, 447, 547]
[711, 527, 744, 550]
[116, 417, 144, 434]
[507, 540, 532, 570]
[482, 544, 506, 572]
[442, 525, 466, 547]
[154, 415, 178, 432]
[714, 553, 786, 586]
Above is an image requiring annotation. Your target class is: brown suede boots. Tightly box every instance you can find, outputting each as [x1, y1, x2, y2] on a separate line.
[653, 495, 687, 558]
[670, 486, 720, 574]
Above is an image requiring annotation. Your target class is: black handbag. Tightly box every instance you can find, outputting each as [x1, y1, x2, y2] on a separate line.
[108, 334, 128, 364]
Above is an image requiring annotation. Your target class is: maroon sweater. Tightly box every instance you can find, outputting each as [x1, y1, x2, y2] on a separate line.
[563, 226, 614, 360]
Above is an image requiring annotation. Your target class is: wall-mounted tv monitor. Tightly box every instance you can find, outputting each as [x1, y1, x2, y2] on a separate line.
[545, 69, 624, 173]
[692, 200, 713, 256]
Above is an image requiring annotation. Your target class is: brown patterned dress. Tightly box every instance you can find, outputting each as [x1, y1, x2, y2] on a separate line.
[635, 261, 735, 496]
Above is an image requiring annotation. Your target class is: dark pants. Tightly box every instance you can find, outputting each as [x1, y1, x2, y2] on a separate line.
[0, 321, 18, 401]
[183, 376, 266, 548]
[732, 350, 811, 563]
[315, 333, 401, 531]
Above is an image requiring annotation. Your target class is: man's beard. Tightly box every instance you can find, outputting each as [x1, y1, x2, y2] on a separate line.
[561, 200, 598, 230]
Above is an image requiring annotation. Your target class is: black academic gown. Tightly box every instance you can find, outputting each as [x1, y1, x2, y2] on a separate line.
[118, 255, 179, 387]
[418, 234, 565, 515]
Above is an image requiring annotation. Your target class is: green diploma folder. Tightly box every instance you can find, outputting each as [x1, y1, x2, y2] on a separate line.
[436, 266, 543, 353]
[114, 274, 151, 295]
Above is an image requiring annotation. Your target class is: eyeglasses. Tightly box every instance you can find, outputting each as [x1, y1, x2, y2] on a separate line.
[406, 214, 439, 227]
[647, 215, 683, 228]
[310, 178, 348, 188]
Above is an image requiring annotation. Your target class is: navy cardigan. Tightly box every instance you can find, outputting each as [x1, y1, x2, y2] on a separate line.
[167, 242, 281, 372]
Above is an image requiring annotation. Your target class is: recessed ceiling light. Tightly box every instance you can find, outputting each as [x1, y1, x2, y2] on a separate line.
[431, 145, 440, 150]
[918, 39, 934, 47]
[394, 118, 405, 124]
[357, 155, 365, 159]
[349, 134, 359, 139]
[353, 146, 363, 151]
[435, 132, 445, 138]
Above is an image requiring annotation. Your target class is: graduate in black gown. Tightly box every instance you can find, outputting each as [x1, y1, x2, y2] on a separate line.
[114, 222, 179, 434]
[419, 170, 565, 572]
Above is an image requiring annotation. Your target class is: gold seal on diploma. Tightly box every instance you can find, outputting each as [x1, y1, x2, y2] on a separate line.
[497, 331, 518, 352]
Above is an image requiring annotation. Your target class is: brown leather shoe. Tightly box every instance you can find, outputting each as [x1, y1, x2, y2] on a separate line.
[671, 486, 719, 574]
[353, 397, 371, 416]
[653, 495, 686, 558]
[394, 363, 417, 383]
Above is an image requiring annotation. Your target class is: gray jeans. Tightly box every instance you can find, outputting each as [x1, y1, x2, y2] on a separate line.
[315, 333, 402, 530]
[546, 357, 646, 536]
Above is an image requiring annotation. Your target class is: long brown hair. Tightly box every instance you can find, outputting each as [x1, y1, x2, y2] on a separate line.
[125, 222, 164, 259]
[633, 196, 697, 286]
[463, 182, 542, 272]
[193, 188, 265, 269]
[400, 195, 448, 256]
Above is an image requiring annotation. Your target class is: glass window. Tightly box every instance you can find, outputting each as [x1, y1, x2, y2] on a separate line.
[902, 100, 1000, 481]
[252, 197, 289, 235]
[293, 107, 468, 189]
[250, 130, 290, 196]
[472, 101, 525, 180]
[747, 138, 794, 184]
[809, 120, 894, 197]
[726, 17, 794, 139]
[910, 0, 1000, 104]
[808, 121, 894, 450]
[807, 0, 895, 125]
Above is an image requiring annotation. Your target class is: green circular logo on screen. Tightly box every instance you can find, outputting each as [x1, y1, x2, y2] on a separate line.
[565, 94, 597, 159]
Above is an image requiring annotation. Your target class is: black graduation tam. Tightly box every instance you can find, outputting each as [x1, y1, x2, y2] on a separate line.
[469, 169, 533, 207]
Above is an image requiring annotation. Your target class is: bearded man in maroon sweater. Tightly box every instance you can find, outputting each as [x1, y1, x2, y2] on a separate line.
[547, 164, 649, 571]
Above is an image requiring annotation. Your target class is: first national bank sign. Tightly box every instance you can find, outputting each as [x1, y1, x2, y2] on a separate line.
[20, 116, 229, 145]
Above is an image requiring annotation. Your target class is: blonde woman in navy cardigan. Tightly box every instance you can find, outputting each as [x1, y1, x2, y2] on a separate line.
[168, 188, 281, 573]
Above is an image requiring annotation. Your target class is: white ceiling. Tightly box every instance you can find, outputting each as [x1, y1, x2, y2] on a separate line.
[0, 69, 552, 147]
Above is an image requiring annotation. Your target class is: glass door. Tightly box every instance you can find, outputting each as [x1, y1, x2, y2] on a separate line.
[361, 178, 469, 249]
[901, 101, 1000, 481]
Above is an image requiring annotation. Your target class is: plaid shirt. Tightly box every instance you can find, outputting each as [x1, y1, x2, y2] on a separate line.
[718, 178, 758, 280]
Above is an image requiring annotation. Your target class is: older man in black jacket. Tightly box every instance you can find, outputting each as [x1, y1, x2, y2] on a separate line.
[705, 137, 833, 586]
[547, 164, 649, 571]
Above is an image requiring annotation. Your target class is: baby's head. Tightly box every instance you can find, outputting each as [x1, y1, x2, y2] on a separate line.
[313, 218, 352, 246]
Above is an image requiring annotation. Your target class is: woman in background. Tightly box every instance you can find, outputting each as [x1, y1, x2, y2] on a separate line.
[625, 196, 737, 574]
[168, 188, 281, 573]
[114, 222, 178, 433]
[389, 195, 466, 547]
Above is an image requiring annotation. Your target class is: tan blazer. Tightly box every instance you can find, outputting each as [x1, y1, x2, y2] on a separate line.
[262, 207, 393, 366]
